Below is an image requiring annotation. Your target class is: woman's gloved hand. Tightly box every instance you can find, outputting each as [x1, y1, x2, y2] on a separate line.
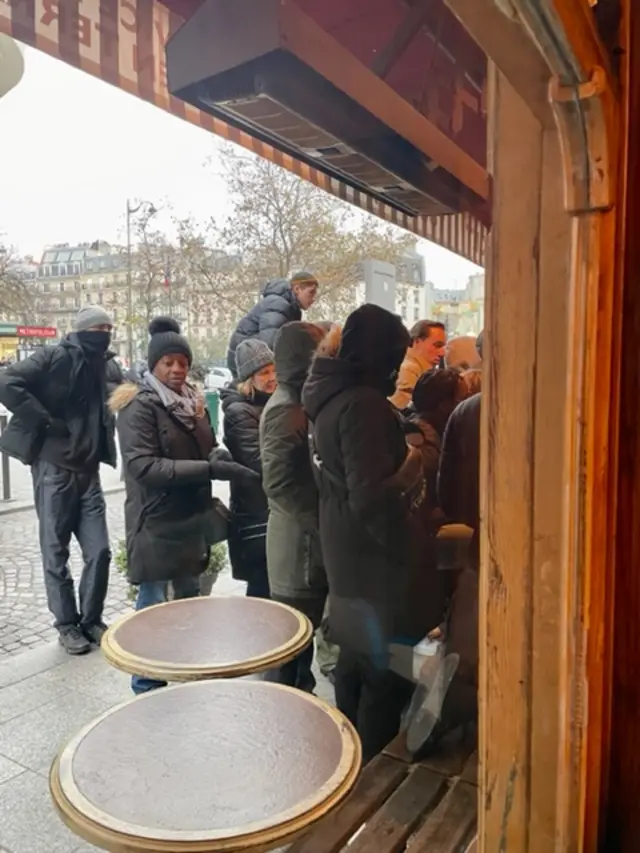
[209, 448, 260, 483]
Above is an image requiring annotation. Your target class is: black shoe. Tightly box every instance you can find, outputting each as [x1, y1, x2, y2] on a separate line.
[58, 626, 91, 655]
[82, 622, 108, 645]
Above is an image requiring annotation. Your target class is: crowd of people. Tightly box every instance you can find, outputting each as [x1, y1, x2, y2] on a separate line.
[0, 271, 482, 763]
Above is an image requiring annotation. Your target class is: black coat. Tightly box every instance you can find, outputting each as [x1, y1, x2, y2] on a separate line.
[221, 386, 270, 582]
[0, 338, 119, 470]
[226, 279, 301, 377]
[438, 392, 481, 533]
[110, 382, 215, 584]
[302, 333, 435, 655]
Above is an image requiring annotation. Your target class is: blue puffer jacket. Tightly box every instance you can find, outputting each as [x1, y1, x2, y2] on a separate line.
[226, 279, 301, 377]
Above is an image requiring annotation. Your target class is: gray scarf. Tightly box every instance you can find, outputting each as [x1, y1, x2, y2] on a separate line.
[144, 372, 202, 432]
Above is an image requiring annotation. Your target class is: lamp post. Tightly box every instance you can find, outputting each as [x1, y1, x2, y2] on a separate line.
[126, 199, 156, 366]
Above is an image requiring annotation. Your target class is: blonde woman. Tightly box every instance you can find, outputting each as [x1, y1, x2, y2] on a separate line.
[220, 339, 276, 597]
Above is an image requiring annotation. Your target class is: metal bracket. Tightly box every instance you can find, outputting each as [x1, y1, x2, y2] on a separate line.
[549, 66, 606, 103]
[548, 66, 613, 213]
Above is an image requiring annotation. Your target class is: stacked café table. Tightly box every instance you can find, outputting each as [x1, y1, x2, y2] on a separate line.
[100, 596, 316, 683]
[49, 596, 362, 852]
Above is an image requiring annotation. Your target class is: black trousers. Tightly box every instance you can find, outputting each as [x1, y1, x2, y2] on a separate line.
[334, 648, 415, 764]
[32, 459, 110, 630]
[272, 595, 326, 694]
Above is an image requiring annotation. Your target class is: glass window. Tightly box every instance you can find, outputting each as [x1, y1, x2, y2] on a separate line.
[43, 252, 57, 263]
[43, 282, 50, 293]
[51, 264, 59, 277]
[71, 250, 84, 261]
[59, 282, 64, 292]
[57, 251, 71, 263]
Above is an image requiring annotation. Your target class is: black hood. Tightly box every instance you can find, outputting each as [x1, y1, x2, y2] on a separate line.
[220, 385, 271, 412]
[274, 321, 325, 388]
[302, 305, 410, 420]
[220, 385, 245, 413]
[302, 358, 363, 422]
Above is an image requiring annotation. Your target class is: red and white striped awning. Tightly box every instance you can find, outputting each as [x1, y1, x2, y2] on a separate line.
[0, 0, 487, 266]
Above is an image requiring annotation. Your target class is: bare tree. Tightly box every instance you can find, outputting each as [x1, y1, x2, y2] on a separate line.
[214, 144, 415, 322]
[0, 240, 35, 323]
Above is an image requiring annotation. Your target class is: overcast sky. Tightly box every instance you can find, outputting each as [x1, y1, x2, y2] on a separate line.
[0, 46, 481, 288]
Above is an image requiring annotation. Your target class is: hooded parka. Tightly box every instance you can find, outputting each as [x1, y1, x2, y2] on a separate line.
[260, 322, 327, 611]
[302, 306, 436, 655]
[110, 382, 215, 584]
[226, 279, 301, 377]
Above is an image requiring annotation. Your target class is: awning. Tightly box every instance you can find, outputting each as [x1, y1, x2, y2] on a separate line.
[0, 0, 487, 266]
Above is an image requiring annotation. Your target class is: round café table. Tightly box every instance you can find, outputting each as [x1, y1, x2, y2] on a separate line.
[50, 679, 361, 853]
[101, 596, 314, 683]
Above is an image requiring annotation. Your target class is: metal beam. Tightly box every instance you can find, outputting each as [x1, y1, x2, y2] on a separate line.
[441, 0, 555, 127]
[371, 0, 432, 79]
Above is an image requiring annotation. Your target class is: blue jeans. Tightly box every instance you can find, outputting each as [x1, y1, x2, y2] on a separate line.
[131, 576, 200, 695]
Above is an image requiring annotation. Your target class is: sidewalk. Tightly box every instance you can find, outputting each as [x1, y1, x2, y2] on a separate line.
[0, 488, 333, 852]
[0, 594, 332, 853]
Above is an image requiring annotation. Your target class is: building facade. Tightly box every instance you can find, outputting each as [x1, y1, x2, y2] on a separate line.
[426, 272, 484, 335]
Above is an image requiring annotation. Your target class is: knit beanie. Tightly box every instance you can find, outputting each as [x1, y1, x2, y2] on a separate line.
[235, 338, 274, 382]
[147, 317, 192, 371]
[73, 305, 113, 331]
[290, 271, 318, 289]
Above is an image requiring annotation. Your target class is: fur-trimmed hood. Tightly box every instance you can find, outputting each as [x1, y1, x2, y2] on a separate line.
[109, 381, 140, 414]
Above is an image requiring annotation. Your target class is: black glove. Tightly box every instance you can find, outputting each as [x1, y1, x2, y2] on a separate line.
[209, 448, 260, 483]
[46, 418, 69, 439]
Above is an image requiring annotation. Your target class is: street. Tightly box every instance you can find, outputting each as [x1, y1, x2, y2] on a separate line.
[0, 484, 236, 657]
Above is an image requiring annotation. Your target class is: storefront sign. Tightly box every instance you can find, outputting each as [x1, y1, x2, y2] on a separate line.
[0, 323, 57, 337]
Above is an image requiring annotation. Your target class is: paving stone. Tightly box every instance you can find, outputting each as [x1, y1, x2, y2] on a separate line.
[0, 768, 83, 853]
[0, 691, 113, 775]
[0, 673, 69, 726]
[0, 754, 25, 785]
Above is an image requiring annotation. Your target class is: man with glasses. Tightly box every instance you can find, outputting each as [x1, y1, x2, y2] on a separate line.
[389, 320, 447, 410]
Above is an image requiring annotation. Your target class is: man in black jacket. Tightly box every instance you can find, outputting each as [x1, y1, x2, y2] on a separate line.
[303, 304, 428, 762]
[434, 329, 483, 737]
[226, 272, 318, 377]
[0, 306, 122, 654]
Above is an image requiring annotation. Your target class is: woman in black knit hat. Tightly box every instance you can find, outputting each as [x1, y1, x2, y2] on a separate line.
[109, 317, 256, 694]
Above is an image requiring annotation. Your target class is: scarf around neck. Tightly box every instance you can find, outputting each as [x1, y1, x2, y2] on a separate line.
[144, 372, 204, 431]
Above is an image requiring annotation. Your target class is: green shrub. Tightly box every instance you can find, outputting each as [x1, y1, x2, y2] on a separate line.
[114, 539, 228, 602]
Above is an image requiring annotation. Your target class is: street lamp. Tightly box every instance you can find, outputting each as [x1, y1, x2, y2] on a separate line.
[126, 199, 157, 366]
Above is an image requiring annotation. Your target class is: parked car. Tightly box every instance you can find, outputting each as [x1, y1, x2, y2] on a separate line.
[205, 366, 233, 391]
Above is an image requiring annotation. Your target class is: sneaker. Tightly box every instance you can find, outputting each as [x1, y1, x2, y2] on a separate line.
[58, 626, 91, 655]
[82, 622, 108, 645]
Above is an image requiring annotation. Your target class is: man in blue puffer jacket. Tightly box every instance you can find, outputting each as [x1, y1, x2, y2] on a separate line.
[226, 273, 318, 378]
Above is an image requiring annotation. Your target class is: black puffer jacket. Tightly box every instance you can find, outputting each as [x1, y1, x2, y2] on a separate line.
[302, 306, 436, 654]
[260, 322, 327, 603]
[226, 279, 301, 377]
[221, 386, 271, 582]
[0, 338, 118, 470]
[110, 382, 215, 584]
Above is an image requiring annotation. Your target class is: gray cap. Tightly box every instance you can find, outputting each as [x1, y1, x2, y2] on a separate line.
[73, 305, 113, 331]
[235, 338, 274, 382]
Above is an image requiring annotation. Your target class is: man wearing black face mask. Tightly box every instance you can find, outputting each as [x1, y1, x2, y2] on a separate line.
[0, 306, 122, 654]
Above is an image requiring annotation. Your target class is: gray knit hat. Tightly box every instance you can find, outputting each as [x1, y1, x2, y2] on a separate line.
[235, 339, 274, 382]
[73, 305, 113, 331]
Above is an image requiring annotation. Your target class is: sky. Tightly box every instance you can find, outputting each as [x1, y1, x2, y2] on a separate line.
[0, 46, 481, 289]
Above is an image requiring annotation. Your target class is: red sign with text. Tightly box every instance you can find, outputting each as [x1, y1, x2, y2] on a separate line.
[17, 326, 57, 338]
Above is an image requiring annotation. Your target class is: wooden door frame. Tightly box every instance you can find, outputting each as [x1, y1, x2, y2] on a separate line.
[442, 1, 621, 850]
